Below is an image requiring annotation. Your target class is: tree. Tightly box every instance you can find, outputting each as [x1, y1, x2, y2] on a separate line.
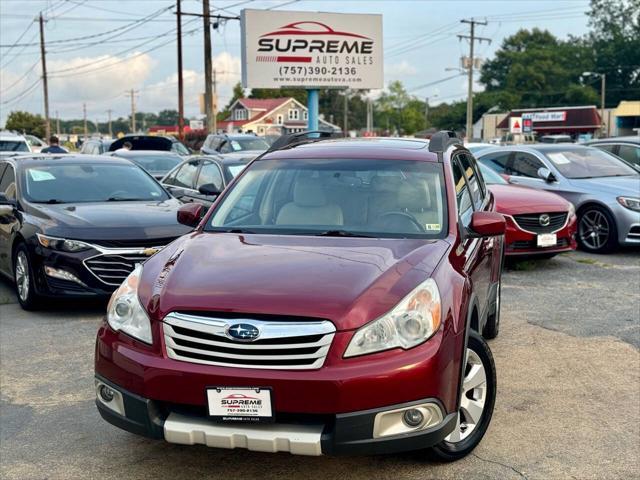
[156, 109, 180, 126]
[586, 0, 640, 106]
[4, 111, 46, 138]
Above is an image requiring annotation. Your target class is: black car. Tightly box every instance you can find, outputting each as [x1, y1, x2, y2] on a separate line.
[109, 135, 190, 155]
[107, 150, 184, 180]
[201, 133, 269, 159]
[0, 155, 191, 309]
[584, 136, 640, 170]
[79, 138, 114, 155]
[161, 155, 250, 207]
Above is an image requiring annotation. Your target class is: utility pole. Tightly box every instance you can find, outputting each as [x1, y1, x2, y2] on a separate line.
[38, 12, 50, 140]
[425, 97, 429, 129]
[55, 110, 60, 135]
[458, 19, 491, 141]
[213, 68, 217, 133]
[106, 109, 113, 137]
[176, 0, 185, 140]
[600, 74, 606, 136]
[203, 0, 214, 133]
[366, 97, 373, 133]
[83, 103, 88, 140]
[127, 89, 138, 132]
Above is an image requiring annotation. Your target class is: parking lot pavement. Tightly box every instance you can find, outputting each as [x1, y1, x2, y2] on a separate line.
[1, 249, 639, 480]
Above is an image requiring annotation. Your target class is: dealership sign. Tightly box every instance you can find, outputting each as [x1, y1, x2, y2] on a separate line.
[240, 9, 383, 89]
[521, 111, 567, 122]
[509, 117, 522, 134]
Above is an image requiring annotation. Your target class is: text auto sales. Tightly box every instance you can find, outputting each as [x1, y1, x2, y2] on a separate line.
[258, 38, 375, 65]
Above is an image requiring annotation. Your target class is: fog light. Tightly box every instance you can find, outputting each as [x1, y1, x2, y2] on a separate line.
[99, 385, 115, 402]
[43, 266, 86, 286]
[402, 408, 424, 427]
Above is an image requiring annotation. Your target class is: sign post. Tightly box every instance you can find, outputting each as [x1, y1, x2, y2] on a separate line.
[307, 89, 319, 131]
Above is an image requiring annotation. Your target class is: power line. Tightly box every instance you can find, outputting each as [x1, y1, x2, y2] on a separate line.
[408, 73, 466, 93]
[1, 77, 41, 105]
[0, 59, 40, 94]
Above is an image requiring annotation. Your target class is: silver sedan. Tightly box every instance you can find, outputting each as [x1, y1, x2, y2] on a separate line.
[475, 144, 640, 253]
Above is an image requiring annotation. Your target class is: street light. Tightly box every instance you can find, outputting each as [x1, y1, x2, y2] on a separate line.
[583, 71, 606, 137]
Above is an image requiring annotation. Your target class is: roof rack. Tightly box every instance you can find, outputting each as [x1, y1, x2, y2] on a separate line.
[266, 130, 340, 153]
[428, 130, 462, 161]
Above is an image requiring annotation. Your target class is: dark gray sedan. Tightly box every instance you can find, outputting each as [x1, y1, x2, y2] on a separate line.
[476, 144, 640, 253]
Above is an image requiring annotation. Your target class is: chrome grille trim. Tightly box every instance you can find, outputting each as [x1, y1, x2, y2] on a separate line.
[163, 312, 336, 370]
[509, 212, 569, 235]
[84, 252, 151, 286]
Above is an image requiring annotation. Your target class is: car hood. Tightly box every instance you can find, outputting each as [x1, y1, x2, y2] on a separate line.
[30, 198, 191, 240]
[488, 184, 570, 214]
[567, 176, 640, 197]
[138, 233, 450, 331]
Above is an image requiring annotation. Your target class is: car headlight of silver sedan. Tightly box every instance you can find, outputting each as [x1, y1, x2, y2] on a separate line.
[106, 264, 152, 344]
[344, 278, 441, 358]
[617, 196, 640, 212]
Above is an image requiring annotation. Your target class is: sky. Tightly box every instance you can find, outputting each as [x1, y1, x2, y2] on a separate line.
[0, 0, 593, 127]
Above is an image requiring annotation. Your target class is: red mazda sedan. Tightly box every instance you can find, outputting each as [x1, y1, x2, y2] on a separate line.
[94, 132, 505, 461]
[479, 164, 577, 258]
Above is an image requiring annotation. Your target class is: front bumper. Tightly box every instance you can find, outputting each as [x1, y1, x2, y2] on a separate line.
[95, 374, 457, 456]
[503, 214, 577, 256]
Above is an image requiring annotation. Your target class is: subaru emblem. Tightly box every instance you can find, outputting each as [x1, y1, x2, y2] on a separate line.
[539, 214, 551, 227]
[226, 323, 260, 341]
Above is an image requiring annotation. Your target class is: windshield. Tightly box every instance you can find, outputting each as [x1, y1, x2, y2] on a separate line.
[479, 164, 507, 184]
[127, 154, 182, 174]
[226, 164, 247, 178]
[543, 148, 638, 179]
[22, 163, 169, 203]
[230, 137, 269, 152]
[206, 158, 447, 238]
[0, 140, 29, 152]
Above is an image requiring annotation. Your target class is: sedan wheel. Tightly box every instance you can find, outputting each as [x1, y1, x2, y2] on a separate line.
[578, 207, 617, 253]
[445, 349, 487, 443]
[15, 251, 30, 302]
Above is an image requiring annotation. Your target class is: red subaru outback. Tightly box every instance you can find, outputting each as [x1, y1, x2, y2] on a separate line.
[95, 132, 505, 461]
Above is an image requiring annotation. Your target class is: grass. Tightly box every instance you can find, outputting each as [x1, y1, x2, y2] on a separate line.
[575, 258, 600, 265]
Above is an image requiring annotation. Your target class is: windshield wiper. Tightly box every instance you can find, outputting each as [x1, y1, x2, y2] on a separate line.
[215, 228, 256, 234]
[315, 230, 375, 238]
[36, 199, 65, 204]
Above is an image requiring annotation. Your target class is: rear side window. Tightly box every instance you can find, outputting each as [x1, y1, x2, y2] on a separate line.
[172, 161, 200, 188]
[479, 152, 511, 175]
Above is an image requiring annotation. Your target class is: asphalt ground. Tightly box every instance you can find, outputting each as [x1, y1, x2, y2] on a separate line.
[1, 248, 639, 480]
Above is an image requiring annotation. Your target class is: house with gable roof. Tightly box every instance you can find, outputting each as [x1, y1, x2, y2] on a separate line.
[217, 97, 340, 136]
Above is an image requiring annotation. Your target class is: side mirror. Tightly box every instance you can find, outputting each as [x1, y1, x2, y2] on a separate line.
[468, 211, 506, 238]
[177, 203, 205, 227]
[537, 167, 555, 183]
[198, 183, 221, 196]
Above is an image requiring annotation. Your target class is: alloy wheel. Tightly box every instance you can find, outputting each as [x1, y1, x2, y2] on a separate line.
[15, 251, 30, 302]
[445, 348, 487, 443]
[579, 209, 610, 250]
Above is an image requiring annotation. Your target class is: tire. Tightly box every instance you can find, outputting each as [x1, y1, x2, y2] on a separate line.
[429, 331, 497, 462]
[13, 243, 41, 310]
[577, 205, 618, 254]
[483, 243, 504, 340]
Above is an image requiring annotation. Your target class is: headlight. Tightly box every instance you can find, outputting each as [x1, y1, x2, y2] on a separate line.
[617, 196, 640, 212]
[567, 202, 576, 218]
[106, 264, 152, 344]
[344, 279, 441, 358]
[37, 233, 91, 252]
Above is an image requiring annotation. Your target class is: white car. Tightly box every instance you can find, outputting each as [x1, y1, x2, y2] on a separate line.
[24, 134, 47, 153]
[0, 131, 31, 155]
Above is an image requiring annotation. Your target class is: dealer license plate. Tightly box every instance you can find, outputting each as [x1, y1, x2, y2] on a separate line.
[207, 387, 273, 422]
[537, 233, 557, 247]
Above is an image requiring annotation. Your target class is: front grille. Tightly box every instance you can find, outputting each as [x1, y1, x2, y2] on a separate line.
[628, 226, 640, 239]
[84, 252, 150, 286]
[90, 237, 177, 248]
[163, 312, 336, 370]
[512, 212, 568, 234]
[510, 238, 570, 250]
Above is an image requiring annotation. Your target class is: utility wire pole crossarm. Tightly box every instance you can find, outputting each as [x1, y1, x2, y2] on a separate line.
[458, 19, 491, 141]
[177, 0, 185, 140]
[126, 89, 139, 133]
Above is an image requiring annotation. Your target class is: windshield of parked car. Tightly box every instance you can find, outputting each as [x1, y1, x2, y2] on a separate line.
[0, 140, 29, 152]
[479, 164, 507, 184]
[543, 148, 638, 179]
[228, 137, 269, 152]
[21, 163, 169, 203]
[126, 154, 183, 174]
[206, 158, 447, 238]
[225, 164, 247, 178]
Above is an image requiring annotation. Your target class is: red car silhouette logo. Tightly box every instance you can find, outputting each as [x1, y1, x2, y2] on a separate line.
[261, 21, 369, 39]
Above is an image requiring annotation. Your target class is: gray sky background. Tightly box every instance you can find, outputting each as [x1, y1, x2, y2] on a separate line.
[0, 0, 592, 126]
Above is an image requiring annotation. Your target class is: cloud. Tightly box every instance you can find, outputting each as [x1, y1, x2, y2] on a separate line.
[385, 60, 418, 78]
[48, 52, 156, 104]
